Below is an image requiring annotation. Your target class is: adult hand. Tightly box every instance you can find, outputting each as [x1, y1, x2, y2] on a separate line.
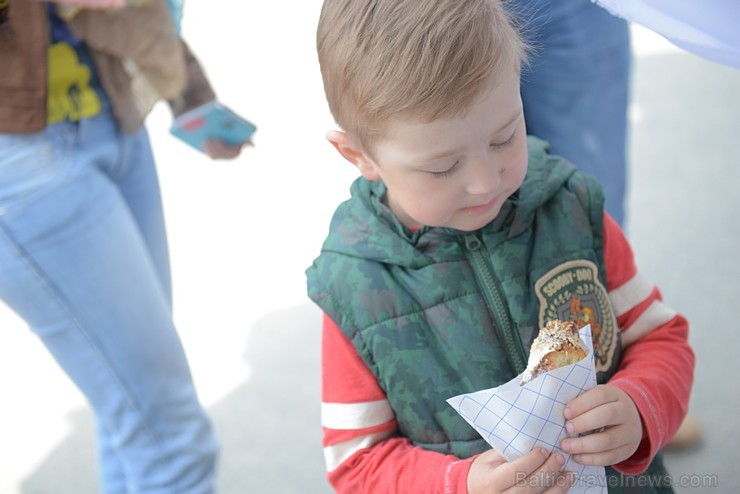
[202, 139, 251, 160]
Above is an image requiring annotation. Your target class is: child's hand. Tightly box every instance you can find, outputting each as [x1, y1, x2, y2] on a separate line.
[560, 384, 643, 466]
[467, 447, 574, 494]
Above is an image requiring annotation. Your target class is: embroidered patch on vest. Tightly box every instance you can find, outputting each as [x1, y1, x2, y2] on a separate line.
[534, 260, 618, 373]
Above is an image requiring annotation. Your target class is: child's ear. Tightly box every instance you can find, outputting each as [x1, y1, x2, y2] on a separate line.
[326, 130, 380, 181]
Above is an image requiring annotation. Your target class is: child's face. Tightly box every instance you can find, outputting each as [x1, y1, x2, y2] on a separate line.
[364, 71, 527, 231]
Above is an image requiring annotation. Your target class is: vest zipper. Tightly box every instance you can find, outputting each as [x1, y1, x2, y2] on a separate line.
[463, 234, 527, 375]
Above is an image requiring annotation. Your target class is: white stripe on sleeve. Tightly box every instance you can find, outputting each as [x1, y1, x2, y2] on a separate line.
[609, 272, 654, 317]
[322, 400, 395, 430]
[323, 429, 396, 472]
[621, 300, 677, 347]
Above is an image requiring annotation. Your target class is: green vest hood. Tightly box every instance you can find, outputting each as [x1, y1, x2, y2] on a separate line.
[319, 137, 578, 270]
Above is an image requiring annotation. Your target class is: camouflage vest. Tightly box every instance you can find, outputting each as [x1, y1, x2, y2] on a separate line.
[307, 138, 671, 492]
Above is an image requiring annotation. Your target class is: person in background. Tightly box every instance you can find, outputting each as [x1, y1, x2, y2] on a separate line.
[518, 0, 630, 229]
[517, 0, 701, 449]
[0, 1, 248, 491]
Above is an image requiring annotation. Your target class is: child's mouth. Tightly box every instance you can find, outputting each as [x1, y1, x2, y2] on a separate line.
[461, 196, 497, 214]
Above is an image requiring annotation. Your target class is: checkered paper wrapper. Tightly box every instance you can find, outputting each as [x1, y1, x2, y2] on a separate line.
[447, 324, 606, 493]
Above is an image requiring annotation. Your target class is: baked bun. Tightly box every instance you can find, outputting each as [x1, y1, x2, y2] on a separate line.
[520, 320, 587, 386]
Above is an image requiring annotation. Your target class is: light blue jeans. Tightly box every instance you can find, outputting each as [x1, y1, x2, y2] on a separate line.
[0, 111, 217, 493]
[518, 0, 632, 226]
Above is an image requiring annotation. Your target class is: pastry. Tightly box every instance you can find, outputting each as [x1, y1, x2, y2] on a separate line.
[520, 319, 587, 385]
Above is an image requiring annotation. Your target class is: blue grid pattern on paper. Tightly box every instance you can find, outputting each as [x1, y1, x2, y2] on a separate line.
[454, 359, 604, 492]
[461, 361, 591, 451]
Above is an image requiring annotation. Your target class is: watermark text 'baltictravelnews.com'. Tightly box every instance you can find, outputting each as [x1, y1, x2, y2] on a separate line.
[516, 471, 719, 489]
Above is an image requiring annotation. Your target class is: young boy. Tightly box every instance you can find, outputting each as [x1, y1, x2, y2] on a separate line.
[306, 1, 694, 492]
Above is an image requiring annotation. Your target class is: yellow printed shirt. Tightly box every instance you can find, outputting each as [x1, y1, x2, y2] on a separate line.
[46, 4, 107, 123]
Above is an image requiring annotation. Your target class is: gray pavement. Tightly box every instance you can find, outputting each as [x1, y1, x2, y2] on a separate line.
[0, 6, 738, 493]
[628, 51, 740, 492]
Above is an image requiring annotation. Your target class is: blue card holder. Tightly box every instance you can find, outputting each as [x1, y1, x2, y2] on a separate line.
[170, 100, 256, 153]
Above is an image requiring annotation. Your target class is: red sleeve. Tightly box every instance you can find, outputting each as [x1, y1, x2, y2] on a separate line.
[321, 314, 474, 493]
[602, 213, 695, 474]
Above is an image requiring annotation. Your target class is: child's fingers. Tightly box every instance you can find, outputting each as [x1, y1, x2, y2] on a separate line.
[570, 444, 634, 467]
[562, 420, 642, 467]
[526, 454, 570, 494]
[468, 448, 568, 494]
[564, 401, 623, 436]
[494, 448, 550, 488]
[542, 472, 576, 494]
[564, 385, 618, 421]
[505, 451, 567, 493]
[561, 426, 629, 456]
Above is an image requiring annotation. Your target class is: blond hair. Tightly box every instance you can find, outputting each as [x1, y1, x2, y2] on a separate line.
[317, 0, 527, 152]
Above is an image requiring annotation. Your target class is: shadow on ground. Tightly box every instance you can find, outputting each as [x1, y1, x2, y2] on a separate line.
[21, 303, 331, 494]
[209, 303, 331, 493]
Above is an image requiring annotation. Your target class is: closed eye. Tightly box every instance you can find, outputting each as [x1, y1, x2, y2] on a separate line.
[490, 127, 517, 149]
[429, 161, 460, 178]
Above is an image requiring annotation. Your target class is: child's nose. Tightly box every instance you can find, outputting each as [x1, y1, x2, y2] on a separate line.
[464, 154, 502, 195]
